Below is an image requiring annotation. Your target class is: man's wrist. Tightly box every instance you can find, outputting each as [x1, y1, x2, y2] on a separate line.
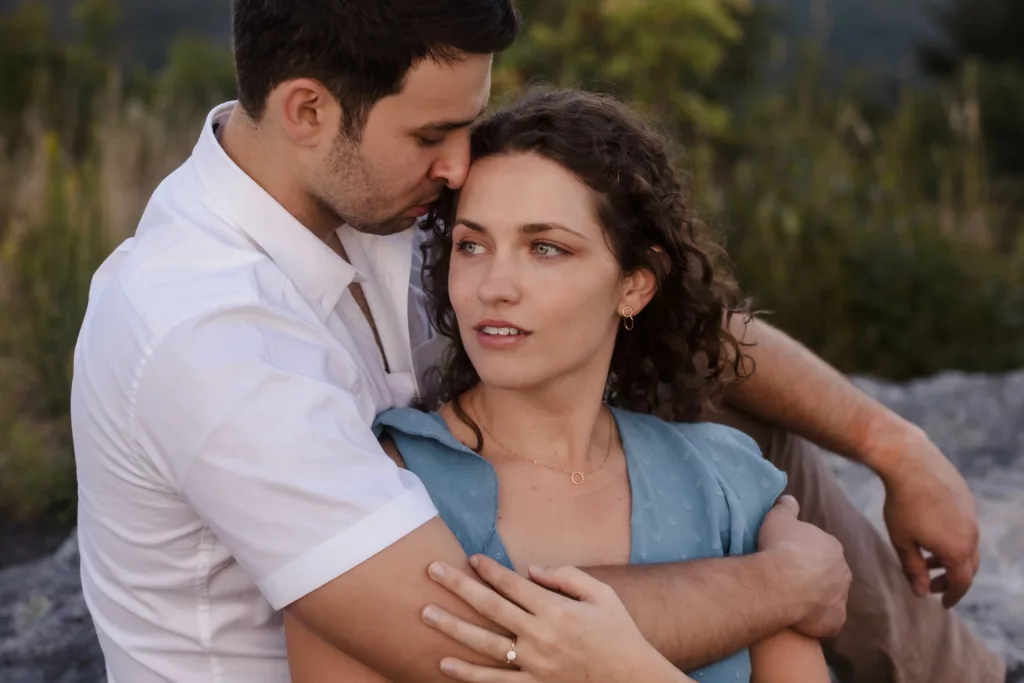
[757, 546, 812, 626]
[855, 409, 926, 480]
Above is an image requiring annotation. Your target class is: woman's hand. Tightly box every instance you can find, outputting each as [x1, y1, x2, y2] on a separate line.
[421, 555, 693, 683]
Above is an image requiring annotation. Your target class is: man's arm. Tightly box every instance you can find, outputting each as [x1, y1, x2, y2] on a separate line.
[723, 315, 980, 606]
[585, 554, 797, 670]
[287, 518, 517, 679]
[419, 496, 849, 674]
[723, 315, 893, 461]
[583, 496, 847, 670]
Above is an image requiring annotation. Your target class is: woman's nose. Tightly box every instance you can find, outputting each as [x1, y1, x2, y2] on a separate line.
[476, 253, 521, 305]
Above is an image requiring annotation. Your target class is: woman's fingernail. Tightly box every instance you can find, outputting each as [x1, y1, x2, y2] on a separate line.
[469, 556, 480, 569]
[529, 564, 548, 575]
[422, 606, 440, 624]
[428, 562, 445, 579]
[440, 659, 456, 674]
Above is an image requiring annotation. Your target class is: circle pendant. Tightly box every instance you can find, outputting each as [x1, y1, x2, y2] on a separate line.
[571, 472, 585, 485]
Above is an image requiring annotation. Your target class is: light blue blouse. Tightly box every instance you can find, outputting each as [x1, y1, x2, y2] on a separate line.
[373, 406, 787, 682]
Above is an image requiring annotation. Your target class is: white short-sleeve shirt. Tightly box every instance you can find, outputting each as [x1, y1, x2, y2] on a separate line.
[71, 102, 445, 682]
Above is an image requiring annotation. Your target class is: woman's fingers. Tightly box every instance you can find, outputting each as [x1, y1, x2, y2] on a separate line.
[469, 555, 564, 613]
[422, 604, 519, 664]
[527, 564, 615, 603]
[439, 658, 529, 683]
[428, 562, 533, 635]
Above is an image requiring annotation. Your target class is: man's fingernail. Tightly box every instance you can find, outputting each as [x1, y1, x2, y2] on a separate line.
[422, 606, 440, 624]
[469, 556, 479, 569]
[428, 562, 445, 579]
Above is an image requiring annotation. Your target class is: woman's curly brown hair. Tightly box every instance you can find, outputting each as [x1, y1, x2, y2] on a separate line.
[421, 89, 753, 432]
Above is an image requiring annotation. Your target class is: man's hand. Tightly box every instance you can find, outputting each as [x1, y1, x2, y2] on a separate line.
[870, 423, 980, 608]
[758, 496, 851, 638]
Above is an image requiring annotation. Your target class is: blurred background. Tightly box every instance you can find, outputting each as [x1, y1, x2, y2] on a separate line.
[0, 0, 1022, 566]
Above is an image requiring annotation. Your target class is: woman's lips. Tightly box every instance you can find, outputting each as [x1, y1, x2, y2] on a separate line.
[474, 324, 532, 349]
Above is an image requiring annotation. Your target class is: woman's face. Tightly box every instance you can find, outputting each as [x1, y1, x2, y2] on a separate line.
[449, 152, 649, 393]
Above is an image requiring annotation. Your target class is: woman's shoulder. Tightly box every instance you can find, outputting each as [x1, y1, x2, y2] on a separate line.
[611, 407, 761, 457]
[374, 407, 463, 448]
[374, 407, 506, 566]
[612, 407, 785, 500]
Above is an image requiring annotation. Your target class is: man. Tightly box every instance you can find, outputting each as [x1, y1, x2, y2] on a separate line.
[70, 1, 1003, 681]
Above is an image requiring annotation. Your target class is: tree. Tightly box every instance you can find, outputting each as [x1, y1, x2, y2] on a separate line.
[921, 0, 1024, 74]
[494, 0, 754, 141]
[920, 0, 1024, 177]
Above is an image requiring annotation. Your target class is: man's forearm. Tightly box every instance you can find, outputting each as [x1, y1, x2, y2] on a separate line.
[724, 315, 908, 470]
[586, 550, 800, 670]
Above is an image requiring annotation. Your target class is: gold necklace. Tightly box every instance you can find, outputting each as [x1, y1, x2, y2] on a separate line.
[474, 406, 615, 485]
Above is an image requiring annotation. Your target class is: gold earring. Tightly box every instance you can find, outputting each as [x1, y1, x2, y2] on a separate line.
[621, 306, 634, 331]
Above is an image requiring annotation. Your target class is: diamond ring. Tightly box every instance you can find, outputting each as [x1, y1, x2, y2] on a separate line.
[504, 637, 517, 665]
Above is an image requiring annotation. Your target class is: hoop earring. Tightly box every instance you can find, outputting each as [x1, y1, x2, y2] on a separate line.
[621, 306, 634, 331]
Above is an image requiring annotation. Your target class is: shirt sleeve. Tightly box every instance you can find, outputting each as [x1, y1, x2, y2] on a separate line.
[702, 425, 788, 557]
[131, 305, 439, 610]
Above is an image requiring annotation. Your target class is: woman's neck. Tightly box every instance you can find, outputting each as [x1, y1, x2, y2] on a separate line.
[461, 378, 613, 474]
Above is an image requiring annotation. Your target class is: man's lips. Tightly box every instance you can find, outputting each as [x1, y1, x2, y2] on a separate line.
[405, 197, 440, 216]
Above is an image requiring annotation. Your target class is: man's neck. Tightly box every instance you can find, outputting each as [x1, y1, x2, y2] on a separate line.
[218, 107, 338, 243]
[218, 108, 390, 369]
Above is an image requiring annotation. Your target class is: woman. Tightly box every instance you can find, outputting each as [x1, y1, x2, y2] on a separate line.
[286, 89, 829, 682]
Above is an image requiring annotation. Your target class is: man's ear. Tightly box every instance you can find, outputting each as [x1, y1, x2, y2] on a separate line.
[271, 78, 343, 148]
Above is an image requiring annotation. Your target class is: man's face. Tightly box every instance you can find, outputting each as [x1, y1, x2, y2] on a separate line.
[313, 54, 493, 236]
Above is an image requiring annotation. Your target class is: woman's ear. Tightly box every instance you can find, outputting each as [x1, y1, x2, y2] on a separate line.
[619, 267, 657, 317]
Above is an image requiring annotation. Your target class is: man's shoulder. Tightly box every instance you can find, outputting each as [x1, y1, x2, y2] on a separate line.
[101, 209, 305, 340]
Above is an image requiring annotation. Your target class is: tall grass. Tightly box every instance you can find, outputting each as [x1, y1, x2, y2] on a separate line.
[702, 63, 1024, 379]
[0, 89, 204, 522]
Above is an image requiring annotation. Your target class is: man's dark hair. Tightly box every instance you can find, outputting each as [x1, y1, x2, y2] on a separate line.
[232, 0, 520, 134]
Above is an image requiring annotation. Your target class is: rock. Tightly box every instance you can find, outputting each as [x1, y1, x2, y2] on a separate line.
[0, 534, 105, 683]
[0, 370, 1020, 681]
[826, 370, 1024, 672]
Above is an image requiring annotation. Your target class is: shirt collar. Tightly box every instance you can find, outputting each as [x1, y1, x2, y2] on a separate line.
[190, 101, 361, 321]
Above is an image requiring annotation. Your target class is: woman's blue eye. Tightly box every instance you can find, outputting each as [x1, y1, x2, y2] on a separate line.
[455, 240, 486, 255]
[533, 242, 569, 257]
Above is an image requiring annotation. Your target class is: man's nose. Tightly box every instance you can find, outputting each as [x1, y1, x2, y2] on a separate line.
[429, 135, 471, 190]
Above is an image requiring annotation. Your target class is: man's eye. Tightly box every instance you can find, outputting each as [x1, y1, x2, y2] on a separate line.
[417, 135, 444, 147]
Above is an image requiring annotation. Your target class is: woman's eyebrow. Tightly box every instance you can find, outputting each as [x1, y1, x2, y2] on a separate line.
[521, 222, 588, 240]
[453, 218, 487, 233]
[454, 218, 588, 240]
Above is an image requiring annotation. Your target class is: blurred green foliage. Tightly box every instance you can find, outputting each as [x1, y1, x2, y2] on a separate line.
[0, 0, 1022, 522]
[0, 0, 236, 521]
